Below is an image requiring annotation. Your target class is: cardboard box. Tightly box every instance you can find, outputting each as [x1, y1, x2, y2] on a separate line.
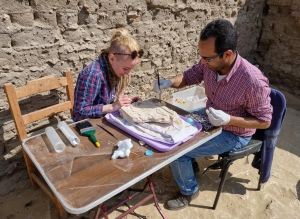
[172, 86, 207, 112]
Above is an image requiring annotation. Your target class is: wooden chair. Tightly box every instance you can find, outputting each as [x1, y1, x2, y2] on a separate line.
[4, 71, 74, 218]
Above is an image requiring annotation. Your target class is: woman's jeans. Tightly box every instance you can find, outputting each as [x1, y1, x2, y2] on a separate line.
[170, 108, 251, 195]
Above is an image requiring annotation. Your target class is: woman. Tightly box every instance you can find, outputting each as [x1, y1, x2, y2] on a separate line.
[72, 28, 143, 122]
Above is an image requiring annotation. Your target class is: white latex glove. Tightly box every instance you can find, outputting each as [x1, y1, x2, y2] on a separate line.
[152, 79, 172, 93]
[206, 107, 230, 126]
[111, 139, 133, 159]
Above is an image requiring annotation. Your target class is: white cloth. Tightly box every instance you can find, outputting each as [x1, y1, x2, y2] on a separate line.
[111, 139, 133, 159]
[109, 113, 198, 144]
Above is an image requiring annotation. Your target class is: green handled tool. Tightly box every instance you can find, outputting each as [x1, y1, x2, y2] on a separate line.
[75, 121, 100, 147]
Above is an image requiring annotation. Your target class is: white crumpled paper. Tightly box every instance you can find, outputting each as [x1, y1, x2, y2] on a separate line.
[111, 139, 133, 159]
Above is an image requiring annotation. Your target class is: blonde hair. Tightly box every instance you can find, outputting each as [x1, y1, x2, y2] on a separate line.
[107, 28, 140, 99]
[116, 75, 130, 99]
[108, 28, 140, 54]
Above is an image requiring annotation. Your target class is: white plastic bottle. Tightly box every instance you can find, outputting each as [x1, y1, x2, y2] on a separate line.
[45, 127, 66, 153]
[57, 121, 80, 147]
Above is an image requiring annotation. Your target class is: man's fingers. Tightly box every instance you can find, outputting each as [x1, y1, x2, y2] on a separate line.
[207, 108, 216, 118]
[208, 107, 220, 118]
[152, 80, 161, 93]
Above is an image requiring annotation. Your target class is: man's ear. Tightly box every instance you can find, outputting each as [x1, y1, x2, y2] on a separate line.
[224, 50, 234, 59]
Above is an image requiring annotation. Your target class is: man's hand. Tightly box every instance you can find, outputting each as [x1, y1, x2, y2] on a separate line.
[206, 107, 230, 126]
[152, 79, 172, 93]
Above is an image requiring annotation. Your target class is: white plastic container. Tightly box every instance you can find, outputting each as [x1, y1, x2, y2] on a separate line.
[45, 127, 66, 153]
[57, 121, 80, 147]
[172, 86, 207, 112]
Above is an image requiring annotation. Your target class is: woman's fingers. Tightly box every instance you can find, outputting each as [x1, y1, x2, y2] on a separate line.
[119, 95, 132, 105]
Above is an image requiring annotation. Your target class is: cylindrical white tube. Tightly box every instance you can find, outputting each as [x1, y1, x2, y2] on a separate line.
[57, 121, 80, 147]
[45, 127, 66, 153]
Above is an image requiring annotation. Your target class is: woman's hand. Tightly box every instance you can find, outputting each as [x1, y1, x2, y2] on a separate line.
[112, 95, 132, 110]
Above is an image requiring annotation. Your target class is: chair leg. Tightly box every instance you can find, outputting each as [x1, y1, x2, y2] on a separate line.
[22, 149, 39, 189]
[257, 174, 262, 191]
[212, 160, 232, 210]
[257, 155, 264, 191]
[23, 148, 67, 218]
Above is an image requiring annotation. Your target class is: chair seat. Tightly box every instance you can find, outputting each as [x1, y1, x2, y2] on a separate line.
[220, 139, 263, 159]
[203, 139, 263, 174]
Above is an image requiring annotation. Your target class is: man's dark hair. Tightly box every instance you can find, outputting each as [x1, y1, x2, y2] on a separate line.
[200, 19, 238, 56]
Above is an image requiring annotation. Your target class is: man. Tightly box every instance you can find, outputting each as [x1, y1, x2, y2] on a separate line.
[152, 19, 272, 210]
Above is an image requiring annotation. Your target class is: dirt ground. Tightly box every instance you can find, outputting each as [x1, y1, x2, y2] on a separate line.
[1, 86, 300, 219]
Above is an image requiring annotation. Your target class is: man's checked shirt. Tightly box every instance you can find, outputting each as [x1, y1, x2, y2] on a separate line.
[184, 53, 273, 137]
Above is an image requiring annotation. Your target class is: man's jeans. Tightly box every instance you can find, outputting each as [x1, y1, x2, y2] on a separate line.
[170, 108, 251, 195]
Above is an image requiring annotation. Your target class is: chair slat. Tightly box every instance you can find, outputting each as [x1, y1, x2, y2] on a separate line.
[22, 101, 73, 124]
[15, 76, 68, 98]
[31, 173, 55, 201]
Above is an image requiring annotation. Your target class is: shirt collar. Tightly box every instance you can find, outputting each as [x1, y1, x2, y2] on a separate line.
[99, 57, 107, 74]
[225, 51, 241, 82]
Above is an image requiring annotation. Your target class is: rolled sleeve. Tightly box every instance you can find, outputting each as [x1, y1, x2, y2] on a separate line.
[246, 83, 273, 122]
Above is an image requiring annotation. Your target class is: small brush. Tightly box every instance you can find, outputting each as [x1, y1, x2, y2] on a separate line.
[97, 124, 118, 140]
[75, 121, 100, 147]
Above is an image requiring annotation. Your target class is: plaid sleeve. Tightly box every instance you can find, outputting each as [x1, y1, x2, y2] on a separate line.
[72, 62, 105, 121]
[245, 79, 273, 122]
[183, 61, 204, 85]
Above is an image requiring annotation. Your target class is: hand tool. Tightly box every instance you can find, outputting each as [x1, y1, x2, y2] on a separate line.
[156, 68, 162, 100]
[75, 121, 100, 147]
[97, 124, 118, 140]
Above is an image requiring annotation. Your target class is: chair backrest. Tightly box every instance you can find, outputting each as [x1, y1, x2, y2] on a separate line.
[253, 88, 287, 139]
[4, 71, 74, 143]
[269, 88, 286, 130]
[252, 88, 286, 183]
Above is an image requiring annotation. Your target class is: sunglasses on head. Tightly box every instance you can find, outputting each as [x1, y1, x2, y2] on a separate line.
[113, 49, 144, 59]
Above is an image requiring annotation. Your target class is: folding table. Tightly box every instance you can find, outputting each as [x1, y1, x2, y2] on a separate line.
[22, 100, 221, 218]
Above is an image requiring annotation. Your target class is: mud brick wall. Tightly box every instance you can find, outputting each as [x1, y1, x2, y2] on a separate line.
[0, 0, 299, 162]
[254, 0, 300, 95]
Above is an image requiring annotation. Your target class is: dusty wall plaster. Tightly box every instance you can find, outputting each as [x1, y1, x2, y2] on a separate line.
[0, 0, 299, 165]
